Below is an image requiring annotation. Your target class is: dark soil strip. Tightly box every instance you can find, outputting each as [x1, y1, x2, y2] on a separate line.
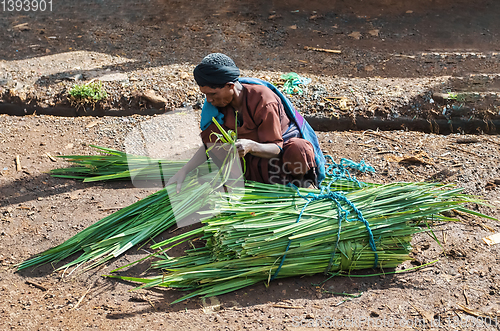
[1, 102, 498, 134]
[0, 103, 168, 117]
[305, 116, 499, 134]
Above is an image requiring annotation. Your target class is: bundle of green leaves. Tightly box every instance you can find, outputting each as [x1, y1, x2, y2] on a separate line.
[49, 145, 190, 183]
[16, 179, 214, 273]
[21, 121, 493, 304]
[18, 119, 242, 273]
[110, 180, 492, 303]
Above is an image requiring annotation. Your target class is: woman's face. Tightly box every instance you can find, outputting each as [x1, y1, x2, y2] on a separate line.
[199, 83, 234, 108]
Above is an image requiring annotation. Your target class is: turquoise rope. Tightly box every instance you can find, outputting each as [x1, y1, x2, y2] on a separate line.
[324, 155, 375, 187]
[271, 157, 378, 281]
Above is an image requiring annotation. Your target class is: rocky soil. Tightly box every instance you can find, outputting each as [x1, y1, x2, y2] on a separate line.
[1, 114, 499, 331]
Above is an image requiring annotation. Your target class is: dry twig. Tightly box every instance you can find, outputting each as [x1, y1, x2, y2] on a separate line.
[15, 155, 21, 171]
[46, 153, 57, 162]
[447, 145, 479, 157]
[72, 279, 97, 310]
[483, 138, 500, 147]
[304, 46, 341, 53]
[463, 288, 469, 305]
[364, 131, 401, 145]
[272, 304, 304, 309]
[456, 303, 497, 320]
[25, 280, 48, 291]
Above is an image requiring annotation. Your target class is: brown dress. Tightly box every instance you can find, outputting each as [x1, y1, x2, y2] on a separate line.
[200, 84, 316, 186]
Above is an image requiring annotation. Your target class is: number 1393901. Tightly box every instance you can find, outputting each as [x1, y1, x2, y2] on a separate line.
[2, 0, 52, 11]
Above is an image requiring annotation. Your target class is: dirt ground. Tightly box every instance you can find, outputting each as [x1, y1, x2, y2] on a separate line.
[1, 1, 500, 330]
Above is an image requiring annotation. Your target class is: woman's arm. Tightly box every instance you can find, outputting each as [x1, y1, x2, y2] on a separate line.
[166, 144, 208, 192]
[235, 138, 280, 159]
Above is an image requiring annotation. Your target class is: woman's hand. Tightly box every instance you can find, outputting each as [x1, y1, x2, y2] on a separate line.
[166, 168, 188, 193]
[165, 145, 209, 193]
[234, 139, 255, 157]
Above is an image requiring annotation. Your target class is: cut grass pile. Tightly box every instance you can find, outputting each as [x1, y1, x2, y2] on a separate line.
[109, 180, 493, 303]
[16, 179, 213, 273]
[49, 145, 190, 183]
[18, 143, 495, 304]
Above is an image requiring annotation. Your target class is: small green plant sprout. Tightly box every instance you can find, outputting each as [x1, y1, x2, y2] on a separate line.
[447, 92, 458, 100]
[69, 81, 108, 109]
[446, 92, 466, 102]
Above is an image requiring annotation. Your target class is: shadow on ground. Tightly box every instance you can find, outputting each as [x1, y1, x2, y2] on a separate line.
[1, 0, 500, 77]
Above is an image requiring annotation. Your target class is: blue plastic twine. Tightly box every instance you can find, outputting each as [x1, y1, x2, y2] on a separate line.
[324, 155, 375, 187]
[270, 157, 378, 281]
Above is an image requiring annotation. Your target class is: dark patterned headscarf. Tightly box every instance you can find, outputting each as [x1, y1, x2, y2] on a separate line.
[193, 53, 240, 86]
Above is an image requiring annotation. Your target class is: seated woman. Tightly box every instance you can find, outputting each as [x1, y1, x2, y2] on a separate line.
[167, 53, 325, 191]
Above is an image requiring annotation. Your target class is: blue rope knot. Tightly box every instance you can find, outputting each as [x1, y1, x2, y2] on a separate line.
[271, 157, 378, 281]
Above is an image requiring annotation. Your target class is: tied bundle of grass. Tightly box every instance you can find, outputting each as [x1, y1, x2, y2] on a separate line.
[50, 115, 243, 184]
[16, 179, 214, 273]
[49, 145, 190, 183]
[110, 180, 493, 304]
[18, 118, 243, 273]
